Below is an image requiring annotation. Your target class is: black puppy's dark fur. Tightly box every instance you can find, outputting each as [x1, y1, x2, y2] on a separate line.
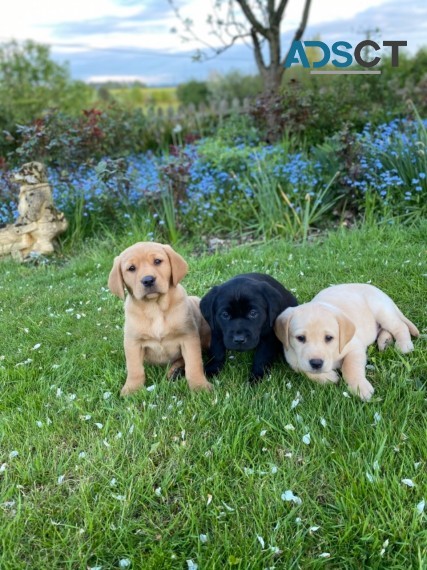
[200, 273, 298, 382]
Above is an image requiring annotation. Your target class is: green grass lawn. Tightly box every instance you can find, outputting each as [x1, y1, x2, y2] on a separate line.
[1, 223, 426, 569]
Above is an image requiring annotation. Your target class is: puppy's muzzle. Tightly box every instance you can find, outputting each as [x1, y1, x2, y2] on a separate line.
[309, 358, 324, 371]
[141, 275, 156, 288]
[233, 333, 247, 346]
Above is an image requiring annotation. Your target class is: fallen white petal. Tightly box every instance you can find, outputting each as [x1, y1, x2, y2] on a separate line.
[32, 343, 41, 350]
[9, 451, 19, 459]
[119, 560, 131, 568]
[103, 392, 112, 400]
[309, 526, 320, 532]
[57, 475, 65, 485]
[319, 553, 330, 558]
[374, 412, 382, 424]
[146, 385, 156, 392]
[154, 487, 162, 496]
[281, 490, 302, 505]
[401, 479, 416, 487]
[186, 560, 198, 570]
[257, 535, 265, 549]
[417, 499, 425, 514]
[302, 433, 311, 445]
[284, 424, 295, 431]
[111, 494, 126, 501]
[260, 429, 267, 437]
[320, 418, 327, 428]
[199, 534, 208, 543]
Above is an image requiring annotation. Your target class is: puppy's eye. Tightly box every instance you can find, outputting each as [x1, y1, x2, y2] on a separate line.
[296, 335, 306, 343]
[325, 335, 334, 343]
[221, 311, 231, 320]
[127, 265, 136, 272]
[153, 258, 162, 265]
[248, 309, 258, 319]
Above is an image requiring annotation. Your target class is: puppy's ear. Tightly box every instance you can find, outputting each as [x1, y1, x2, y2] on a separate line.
[262, 284, 293, 327]
[163, 245, 188, 286]
[274, 307, 295, 349]
[337, 311, 356, 353]
[200, 286, 219, 331]
[108, 256, 125, 299]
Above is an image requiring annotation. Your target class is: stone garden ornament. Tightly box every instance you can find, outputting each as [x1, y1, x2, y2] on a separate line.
[0, 162, 68, 261]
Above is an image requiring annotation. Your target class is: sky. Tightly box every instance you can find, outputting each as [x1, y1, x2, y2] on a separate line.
[0, 0, 426, 85]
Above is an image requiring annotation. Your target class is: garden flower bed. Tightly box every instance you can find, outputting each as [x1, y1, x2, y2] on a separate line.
[1, 118, 426, 238]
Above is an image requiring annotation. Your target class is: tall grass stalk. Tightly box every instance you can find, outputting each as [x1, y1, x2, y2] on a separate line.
[246, 166, 340, 241]
[159, 187, 180, 245]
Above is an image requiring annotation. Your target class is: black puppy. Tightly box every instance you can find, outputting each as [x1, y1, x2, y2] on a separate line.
[200, 273, 298, 382]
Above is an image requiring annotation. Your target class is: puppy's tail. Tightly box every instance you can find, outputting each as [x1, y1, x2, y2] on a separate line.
[400, 312, 420, 337]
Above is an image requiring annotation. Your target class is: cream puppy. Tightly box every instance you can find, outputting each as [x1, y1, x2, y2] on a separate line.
[274, 284, 419, 401]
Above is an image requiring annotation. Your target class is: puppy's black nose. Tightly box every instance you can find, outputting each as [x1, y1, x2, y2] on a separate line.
[233, 334, 246, 345]
[309, 358, 324, 370]
[142, 275, 156, 287]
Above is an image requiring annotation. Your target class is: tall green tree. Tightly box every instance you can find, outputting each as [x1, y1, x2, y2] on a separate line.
[0, 40, 94, 133]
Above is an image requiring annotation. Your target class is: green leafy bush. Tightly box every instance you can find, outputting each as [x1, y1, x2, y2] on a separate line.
[176, 80, 209, 106]
[0, 40, 94, 156]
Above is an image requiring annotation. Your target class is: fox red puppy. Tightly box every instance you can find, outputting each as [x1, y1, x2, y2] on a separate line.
[108, 242, 212, 395]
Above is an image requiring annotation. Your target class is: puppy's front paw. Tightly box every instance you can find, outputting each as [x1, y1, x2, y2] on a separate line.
[396, 340, 414, 354]
[120, 378, 145, 396]
[306, 370, 339, 384]
[248, 372, 263, 385]
[168, 367, 185, 381]
[323, 370, 339, 384]
[204, 363, 223, 377]
[377, 330, 393, 351]
[349, 379, 375, 402]
[188, 380, 214, 392]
